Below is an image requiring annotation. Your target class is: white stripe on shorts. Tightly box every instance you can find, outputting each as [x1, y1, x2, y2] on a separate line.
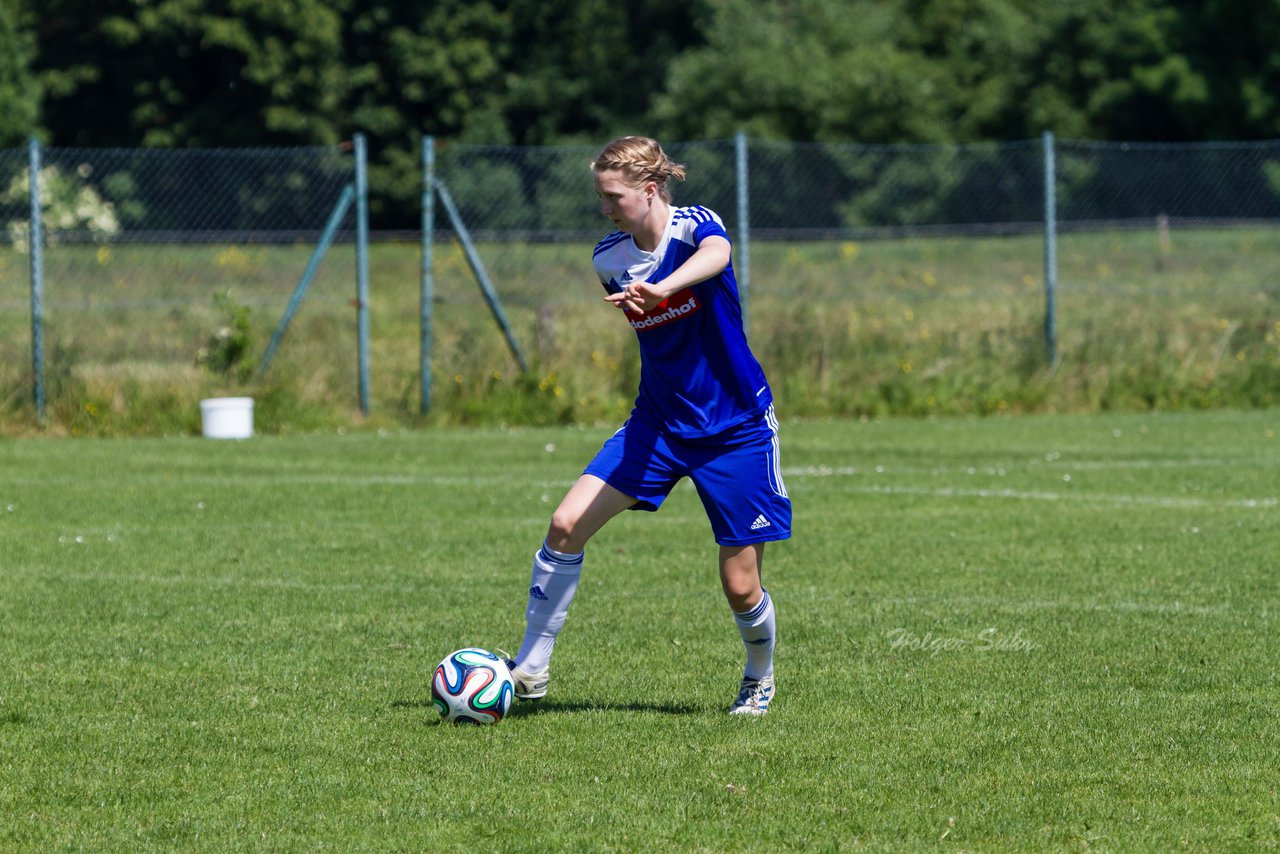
[765, 404, 788, 498]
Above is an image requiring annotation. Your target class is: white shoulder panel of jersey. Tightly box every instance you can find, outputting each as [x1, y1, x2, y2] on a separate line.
[671, 205, 724, 241]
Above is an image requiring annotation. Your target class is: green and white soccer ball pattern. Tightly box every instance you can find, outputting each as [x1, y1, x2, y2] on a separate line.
[432, 647, 515, 725]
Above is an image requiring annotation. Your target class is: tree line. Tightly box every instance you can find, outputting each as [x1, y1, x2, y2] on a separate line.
[2, 0, 1278, 226]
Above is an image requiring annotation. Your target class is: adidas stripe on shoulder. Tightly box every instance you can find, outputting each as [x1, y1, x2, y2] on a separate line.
[673, 205, 717, 224]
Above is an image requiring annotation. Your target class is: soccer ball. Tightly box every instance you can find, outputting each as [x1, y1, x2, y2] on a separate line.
[431, 647, 515, 725]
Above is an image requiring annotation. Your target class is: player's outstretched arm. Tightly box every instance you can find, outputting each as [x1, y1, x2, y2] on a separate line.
[604, 236, 731, 315]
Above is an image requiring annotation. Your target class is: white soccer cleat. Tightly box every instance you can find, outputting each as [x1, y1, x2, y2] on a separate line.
[729, 674, 775, 715]
[503, 658, 550, 700]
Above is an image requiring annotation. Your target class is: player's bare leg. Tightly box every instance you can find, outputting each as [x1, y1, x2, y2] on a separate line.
[547, 475, 637, 553]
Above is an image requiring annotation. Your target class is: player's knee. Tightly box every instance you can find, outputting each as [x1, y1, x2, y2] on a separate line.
[721, 562, 754, 595]
[546, 509, 586, 553]
[723, 581, 760, 613]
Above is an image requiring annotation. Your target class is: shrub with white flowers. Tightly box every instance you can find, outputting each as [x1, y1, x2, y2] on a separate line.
[3, 164, 121, 251]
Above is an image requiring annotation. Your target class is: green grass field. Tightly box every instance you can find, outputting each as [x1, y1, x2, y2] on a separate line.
[2, 410, 1278, 850]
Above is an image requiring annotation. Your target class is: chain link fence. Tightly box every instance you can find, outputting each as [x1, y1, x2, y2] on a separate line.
[1, 144, 360, 432]
[1057, 139, 1280, 223]
[1051, 139, 1280, 410]
[4, 135, 1279, 431]
[430, 135, 1280, 419]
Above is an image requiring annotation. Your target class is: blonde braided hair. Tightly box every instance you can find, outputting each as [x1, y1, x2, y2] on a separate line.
[590, 137, 686, 203]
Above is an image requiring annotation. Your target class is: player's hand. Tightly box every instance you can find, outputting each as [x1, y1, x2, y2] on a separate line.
[604, 281, 668, 316]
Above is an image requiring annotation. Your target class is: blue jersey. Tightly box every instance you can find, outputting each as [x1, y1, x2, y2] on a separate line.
[593, 205, 772, 439]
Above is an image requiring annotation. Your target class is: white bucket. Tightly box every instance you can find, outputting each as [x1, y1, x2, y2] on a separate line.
[200, 397, 254, 439]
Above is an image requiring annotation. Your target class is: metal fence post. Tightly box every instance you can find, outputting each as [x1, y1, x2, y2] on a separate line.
[1042, 130, 1059, 368]
[354, 133, 371, 415]
[435, 179, 529, 373]
[27, 137, 45, 424]
[258, 184, 356, 377]
[734, 130, 751, 331]
[421, 134, 435, 416]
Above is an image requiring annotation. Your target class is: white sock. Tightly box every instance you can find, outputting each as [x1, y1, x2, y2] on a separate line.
[514, 541, 583, 673]
[733, 589, 775, 680]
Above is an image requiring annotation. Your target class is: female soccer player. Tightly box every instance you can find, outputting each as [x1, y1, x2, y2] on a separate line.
[506, 136, 791, 715]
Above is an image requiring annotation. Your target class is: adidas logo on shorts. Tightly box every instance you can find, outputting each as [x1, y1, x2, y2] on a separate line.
[750, 514, 771, 530]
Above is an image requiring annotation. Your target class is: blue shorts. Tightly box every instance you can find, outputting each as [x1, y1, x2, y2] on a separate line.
[583, 407, 792, 546]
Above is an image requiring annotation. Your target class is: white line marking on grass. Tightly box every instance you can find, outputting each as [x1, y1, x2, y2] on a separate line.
[37, 570, 482, 596]
[5, 473, 579, 489]
[1056, 458, 1263, 471]
[786, 457, 1275, 477]
[871, 593, 1233, 617]
[819, 482, 1277, 509]
[784, 467, 1277, 509]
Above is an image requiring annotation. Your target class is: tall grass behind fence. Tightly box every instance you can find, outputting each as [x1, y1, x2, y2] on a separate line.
[432, 138, 1049, 421]
[1054, 140, 1280, 410]
[0, 145, 357, 433]
[430, 136, 1280, 422]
